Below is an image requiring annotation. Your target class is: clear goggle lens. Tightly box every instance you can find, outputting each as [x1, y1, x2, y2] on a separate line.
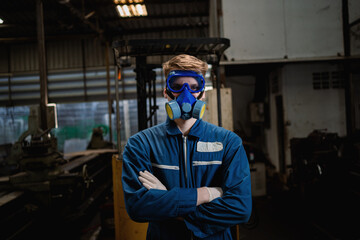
[166, 70, 205, 93]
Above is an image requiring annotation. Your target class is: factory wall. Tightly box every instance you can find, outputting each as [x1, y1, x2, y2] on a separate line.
[222, 0, 360, 61]
[349, 0, 360, 56]
[226, 75, 256, 137]
[0, 39, 113, 73]
[0, 98, 168, 151]
[219, 0, 358, 175]
[0, 38, 166, 151]
[0, 39, 165, 106]
[265, 62, 346, 172]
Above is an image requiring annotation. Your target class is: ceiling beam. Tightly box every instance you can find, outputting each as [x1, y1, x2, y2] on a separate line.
[57, 0, 104, 36]
[105, 12, 208, 22]
[113, 22, 209, 36]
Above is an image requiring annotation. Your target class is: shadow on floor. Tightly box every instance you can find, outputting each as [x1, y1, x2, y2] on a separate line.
[237, 190, 360, 240]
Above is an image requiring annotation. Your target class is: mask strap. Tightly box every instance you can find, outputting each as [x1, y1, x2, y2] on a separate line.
[166, 87, 175, 100]
[197, 90, 205, 100]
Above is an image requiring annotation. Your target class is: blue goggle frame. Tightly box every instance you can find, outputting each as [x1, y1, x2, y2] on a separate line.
[166, 70, 205, 93]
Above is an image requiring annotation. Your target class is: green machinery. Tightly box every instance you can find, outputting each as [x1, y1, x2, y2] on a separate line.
[0, 105, 115, 239]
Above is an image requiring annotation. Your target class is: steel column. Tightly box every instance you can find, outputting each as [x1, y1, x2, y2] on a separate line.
[36, 0, 48, 130]
[342, 0, 355, 136]
[135, 56, 148, 131]
[105, 42, 113, 142]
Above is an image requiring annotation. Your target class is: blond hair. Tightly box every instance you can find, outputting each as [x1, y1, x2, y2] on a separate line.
[162, 54, 208, 78]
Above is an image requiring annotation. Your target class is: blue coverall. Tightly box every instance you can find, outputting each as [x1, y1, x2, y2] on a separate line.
[122, 118, 252, 239]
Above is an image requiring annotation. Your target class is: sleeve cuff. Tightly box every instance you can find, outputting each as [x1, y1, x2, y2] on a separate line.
[176, 188, 198, 216]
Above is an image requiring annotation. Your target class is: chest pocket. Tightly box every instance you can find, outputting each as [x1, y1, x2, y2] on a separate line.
[150, 152, 180, 188]
[192, 141, 223, 166]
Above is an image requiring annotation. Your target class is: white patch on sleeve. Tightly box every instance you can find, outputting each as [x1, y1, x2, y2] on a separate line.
[197, 141, 223, 152]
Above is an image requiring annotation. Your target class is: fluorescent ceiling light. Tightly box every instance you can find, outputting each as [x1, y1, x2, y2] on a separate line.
[122, 5, 131, 17]
[114, 0, 143, 3]
[130, 5, 138, 16]
[115, 4, 147, 17]
[116, 5, 125, 17]
[141, 4, 147, 16]
[135, 4, 143, 15]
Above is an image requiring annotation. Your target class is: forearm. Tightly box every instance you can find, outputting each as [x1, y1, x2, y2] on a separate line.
[138, 171, 220, 207]
[185, 175, 252, 238]
[185, 142, 252, 238]
[124, 186, 198, 222]
[196, 187, 209, 206]
[197, 187, 223, 206]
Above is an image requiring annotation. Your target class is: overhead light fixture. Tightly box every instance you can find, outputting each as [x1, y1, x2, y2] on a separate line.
[114, 0, 147, 18]
[122, 5, 131, 16]
[0, 18, 4, 24]
[114, 0, 144, 3]
[116, 5, 125, 17]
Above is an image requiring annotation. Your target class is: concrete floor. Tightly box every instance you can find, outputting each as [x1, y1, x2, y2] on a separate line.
[90, 184, 360, 240]
[237, 190, 359, 240]
[237, 195, 328, 240]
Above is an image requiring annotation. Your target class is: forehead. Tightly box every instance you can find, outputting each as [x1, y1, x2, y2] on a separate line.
[172, 76, 199, 85]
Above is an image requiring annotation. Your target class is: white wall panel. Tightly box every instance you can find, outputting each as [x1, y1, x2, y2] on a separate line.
[349, 0, 360, 23]
[284, 0, 343, 58]
[222, 0, 345, 61]
[349, 0, 360, 55]
[222, 0, 286, 61]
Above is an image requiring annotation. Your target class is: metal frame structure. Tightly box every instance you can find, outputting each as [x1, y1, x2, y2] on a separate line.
[112, 38, 230, 132]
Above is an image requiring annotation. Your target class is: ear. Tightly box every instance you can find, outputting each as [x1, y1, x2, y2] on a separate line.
[163, 88, 167, 98]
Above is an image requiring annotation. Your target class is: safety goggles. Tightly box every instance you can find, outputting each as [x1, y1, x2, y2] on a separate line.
[166, 70, 205, 93]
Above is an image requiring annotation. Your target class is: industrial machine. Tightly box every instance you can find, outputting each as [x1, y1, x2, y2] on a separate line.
[0, 105, 116, 239]
[289, 129, 341, 191]
[288, 129, 360, 239]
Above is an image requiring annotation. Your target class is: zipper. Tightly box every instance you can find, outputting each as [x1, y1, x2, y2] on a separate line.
[183, 136, 193, 240]
[183, 135, 188, 181]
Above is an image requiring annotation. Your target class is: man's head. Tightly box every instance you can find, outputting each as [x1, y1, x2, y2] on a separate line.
[162, 54, 208, 79]
[163, 54, 208, 100]
[162, 55, 208, 120]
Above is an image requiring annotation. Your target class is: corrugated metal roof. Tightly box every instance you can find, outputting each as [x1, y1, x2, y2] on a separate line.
[0, 0, 210, 42]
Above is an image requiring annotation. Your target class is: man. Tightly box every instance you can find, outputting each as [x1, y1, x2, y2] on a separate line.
[122, 54, 252, 239]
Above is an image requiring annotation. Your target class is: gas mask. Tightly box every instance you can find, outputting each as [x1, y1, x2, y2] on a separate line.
[165, 70, 206, 120]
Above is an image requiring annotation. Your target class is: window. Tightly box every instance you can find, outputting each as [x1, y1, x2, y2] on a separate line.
[312, 71, 344, 90]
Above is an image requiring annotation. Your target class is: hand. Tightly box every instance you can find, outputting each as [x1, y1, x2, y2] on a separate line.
[138, 170, 167, 190]
[206, 187, 223, 202]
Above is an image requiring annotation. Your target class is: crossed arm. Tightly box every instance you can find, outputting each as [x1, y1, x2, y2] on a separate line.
[138, 170, 223, 206]
[122, 134, 252, 238]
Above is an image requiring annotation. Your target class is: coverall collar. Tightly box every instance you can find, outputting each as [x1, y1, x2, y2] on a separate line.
[165, 117, 203, 138]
